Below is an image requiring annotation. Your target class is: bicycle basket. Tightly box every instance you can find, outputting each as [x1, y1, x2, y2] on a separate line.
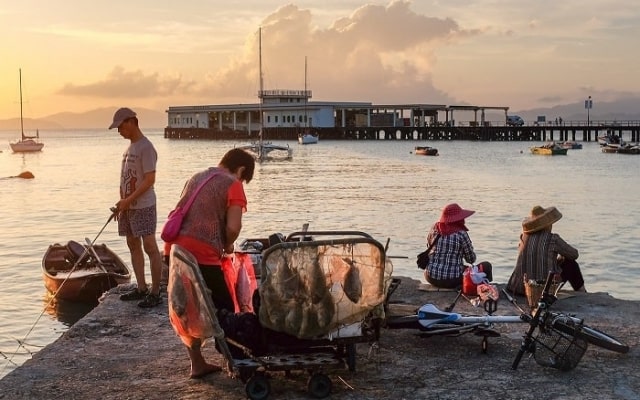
[533, 316, 588, 371]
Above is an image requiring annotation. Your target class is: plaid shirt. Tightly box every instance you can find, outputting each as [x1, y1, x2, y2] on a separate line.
[426, 226, 477, 280]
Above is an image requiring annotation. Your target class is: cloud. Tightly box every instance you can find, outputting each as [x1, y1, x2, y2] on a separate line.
[206, 1, 483, 104]
[57, 67, 194, 98]
[55, 1, 480, 106]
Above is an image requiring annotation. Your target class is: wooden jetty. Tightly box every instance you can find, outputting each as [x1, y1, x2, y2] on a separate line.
[165, 123, 640, 143]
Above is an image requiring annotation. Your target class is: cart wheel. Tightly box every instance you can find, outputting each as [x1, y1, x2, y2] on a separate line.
[482, 336, 488, 353]
[239, 367, 253, 384]
[245, 374, 270, 400]
[307, 373, 332, 399]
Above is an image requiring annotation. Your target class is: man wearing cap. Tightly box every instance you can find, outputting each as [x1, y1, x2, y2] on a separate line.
[507, 205, 586, 295]
[109, 107, 163, 308]
[423, 203, 492, 289]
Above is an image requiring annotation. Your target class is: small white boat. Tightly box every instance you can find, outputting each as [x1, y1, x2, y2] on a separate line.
[297, 57, 317, 146]
[298, 132, 319, 145]
[10, 136, 44, 152]
[10, 69, 44, 153]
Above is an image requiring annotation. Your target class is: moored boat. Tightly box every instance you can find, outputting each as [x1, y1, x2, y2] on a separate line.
[9, 69, 44, 153]
[601, 143, 640, 155]
[237, 28, 293, 162]
[530, 143, 568, 155]
[298, 132, 319, 145]
[598, 132, 622, 146]
[42, 241, 131, 302]
[414, 146, 438, 156]
[559, 141, 582, 150]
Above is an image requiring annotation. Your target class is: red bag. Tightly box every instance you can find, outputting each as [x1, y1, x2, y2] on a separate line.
[462, 264, 485, 295]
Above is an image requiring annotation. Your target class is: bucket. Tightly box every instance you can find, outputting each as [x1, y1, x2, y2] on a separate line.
[524, 278, 559, 309]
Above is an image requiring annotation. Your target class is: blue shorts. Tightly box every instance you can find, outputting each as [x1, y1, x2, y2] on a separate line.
[118, 206, 157, 237]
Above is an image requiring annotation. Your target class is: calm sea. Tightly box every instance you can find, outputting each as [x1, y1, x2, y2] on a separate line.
[1, 129, 639, 378]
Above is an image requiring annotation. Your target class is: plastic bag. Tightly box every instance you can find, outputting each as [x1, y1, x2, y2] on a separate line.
[462, 264, 486, 295]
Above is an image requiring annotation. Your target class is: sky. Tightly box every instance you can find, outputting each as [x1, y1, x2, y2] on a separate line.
[1, 0, 639, 120]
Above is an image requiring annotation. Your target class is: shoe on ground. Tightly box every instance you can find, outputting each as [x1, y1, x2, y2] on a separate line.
[138, 293, 162, 308]
[120, 288, 149, 301]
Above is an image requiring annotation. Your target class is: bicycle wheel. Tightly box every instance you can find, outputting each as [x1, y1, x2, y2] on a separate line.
[553, 320, 629, 354]
[579, 325, 629, 354]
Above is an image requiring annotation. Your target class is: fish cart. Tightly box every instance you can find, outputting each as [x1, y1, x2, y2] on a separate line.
[234, 230, 395, 400]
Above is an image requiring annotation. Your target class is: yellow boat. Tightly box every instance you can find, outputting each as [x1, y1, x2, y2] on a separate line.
[530, 143, 568, 155]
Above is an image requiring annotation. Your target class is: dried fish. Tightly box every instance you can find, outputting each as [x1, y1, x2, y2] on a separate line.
[342, 258, 363, 303]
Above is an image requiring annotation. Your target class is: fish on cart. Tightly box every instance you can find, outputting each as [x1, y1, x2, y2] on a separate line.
[169, 230, 395, 400]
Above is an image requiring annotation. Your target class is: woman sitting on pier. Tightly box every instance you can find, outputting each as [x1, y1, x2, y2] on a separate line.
[423, 203, 492, 289]
[507, 205, 587, 295]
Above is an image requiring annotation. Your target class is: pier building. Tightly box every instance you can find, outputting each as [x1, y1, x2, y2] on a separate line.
[164, 91, 640, 142]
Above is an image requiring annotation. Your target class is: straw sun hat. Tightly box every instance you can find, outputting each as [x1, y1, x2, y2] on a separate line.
[522, 205, 563, 233]
[439, 203, 475, 224]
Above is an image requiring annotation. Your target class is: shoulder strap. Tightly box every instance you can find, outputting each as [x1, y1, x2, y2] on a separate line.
[426, 234, 440, 252]
[181, 171, 221, 212]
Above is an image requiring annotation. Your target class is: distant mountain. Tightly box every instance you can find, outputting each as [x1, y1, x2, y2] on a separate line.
[513, 97, 640, 124]
[0, 97, 637, 131]
[0, 107, 167, 131]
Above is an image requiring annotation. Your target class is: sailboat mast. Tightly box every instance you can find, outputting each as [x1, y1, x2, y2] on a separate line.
[304, 56, 308, 130]
[19, 68, 24, 140]
[258, 27, 264, 159]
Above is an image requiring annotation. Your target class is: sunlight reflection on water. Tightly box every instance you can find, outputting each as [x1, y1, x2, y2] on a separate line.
[1, 130, 639, 377]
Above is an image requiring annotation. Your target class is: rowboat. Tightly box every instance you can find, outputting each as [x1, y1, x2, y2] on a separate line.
[42, 240, 131, 302]
[601, 143, 640, 155]
[530, 143, 568, 155]
[559, 141, 582, 150]
[414, 146, 438, 156]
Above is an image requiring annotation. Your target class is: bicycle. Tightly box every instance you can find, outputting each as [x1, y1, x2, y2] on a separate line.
[386, 274, 630, 363]
[508, 271, 629, 371]
[386, 294, 524, 353]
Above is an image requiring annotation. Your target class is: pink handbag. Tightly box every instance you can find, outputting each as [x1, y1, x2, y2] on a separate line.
[160, 172, 219, 242]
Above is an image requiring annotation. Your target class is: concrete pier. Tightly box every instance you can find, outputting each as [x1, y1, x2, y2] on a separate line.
[0, 277, 638, 400]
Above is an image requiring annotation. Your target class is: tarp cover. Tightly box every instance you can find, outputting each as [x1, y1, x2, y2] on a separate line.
[259, 240, 393, 339]
[167, 245, 218, 348]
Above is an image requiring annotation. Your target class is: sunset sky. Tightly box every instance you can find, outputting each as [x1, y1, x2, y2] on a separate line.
[1, 0, 638, 120]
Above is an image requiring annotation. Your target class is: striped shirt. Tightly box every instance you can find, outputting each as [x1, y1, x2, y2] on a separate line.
[507, 231, 579, 295]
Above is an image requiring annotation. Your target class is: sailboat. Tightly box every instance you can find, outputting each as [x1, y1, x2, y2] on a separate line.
[10, 69, 44, 153]
[298, 56, 318, 145]
[238, 28, 292, 161]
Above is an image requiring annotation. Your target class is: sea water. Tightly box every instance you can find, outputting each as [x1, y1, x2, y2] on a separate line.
[1, 129, 639, 378]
